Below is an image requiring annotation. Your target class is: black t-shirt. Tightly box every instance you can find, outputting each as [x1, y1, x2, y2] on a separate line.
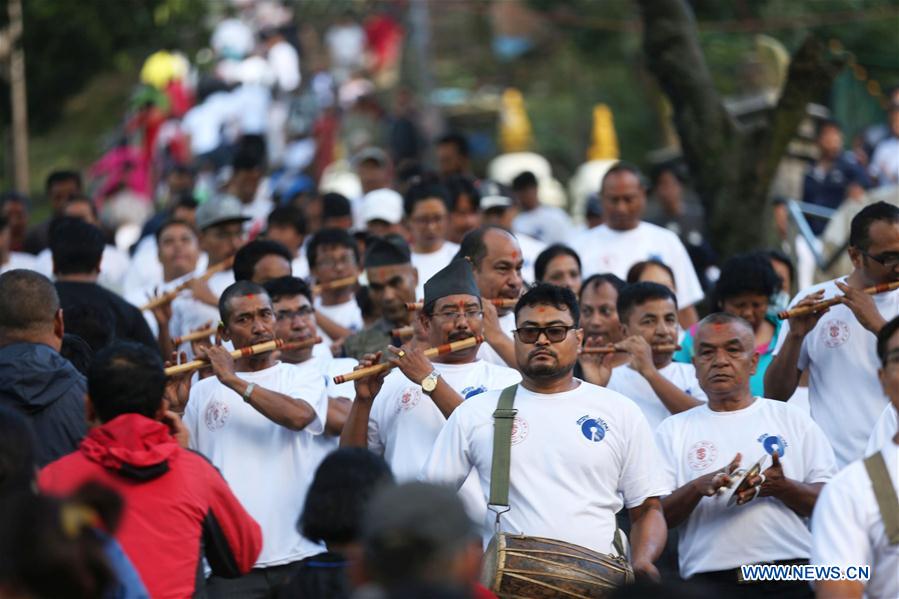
[276, 552, 350, 599]
[55, 281, 156, 351]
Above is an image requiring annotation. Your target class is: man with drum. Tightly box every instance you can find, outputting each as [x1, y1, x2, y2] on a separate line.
[341, 259, 520, 523]
[766, 202, 899, 467]
[422, 283, 667, 580]
[656, 313, 836, 597]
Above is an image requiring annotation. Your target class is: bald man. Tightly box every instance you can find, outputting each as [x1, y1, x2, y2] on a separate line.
[655, 313, 837, 598]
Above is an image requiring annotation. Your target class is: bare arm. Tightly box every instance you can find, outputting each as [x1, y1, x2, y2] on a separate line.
[340, 353, 386, 448]
[815, 580, 864, 598]
[324, 396, 351, 436]
[661, 453, 742, 528]
[384, 345, 464, 419]
[765, 291, 827, 401]
[618, 336, 702, 414]
[227, 376, 316, 431]
[627, 498, 667, 580]
[482, 302, 517, 368]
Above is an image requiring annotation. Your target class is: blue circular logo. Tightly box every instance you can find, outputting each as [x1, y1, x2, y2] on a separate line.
[762, 435, 787, 457]
[462, 385, 488, 400]
[580, 419, 606, 442]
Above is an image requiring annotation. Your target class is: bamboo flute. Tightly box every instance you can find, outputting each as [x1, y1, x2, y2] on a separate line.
[332, 335, 484, 384]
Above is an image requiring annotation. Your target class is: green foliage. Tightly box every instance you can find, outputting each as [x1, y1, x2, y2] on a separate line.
[0, 0, 208, 131]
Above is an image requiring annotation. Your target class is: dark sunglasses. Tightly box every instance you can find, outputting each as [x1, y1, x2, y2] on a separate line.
[513, 325, 576, 344]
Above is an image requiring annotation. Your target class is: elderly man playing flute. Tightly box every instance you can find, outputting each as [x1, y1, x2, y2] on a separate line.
[340, 258, 520, 525]
[182, 280, 330, 598]
[766, 201, 899, 467]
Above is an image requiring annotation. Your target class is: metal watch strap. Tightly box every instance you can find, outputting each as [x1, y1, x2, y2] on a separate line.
[864, 450, 899, 545]
[242, 382, 256, 402]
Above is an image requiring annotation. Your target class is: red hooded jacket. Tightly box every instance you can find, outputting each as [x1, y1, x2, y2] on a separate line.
[39, 414, 262, 599]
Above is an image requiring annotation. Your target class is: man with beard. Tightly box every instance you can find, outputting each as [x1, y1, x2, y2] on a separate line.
[606, 282, 706, 430]
[422, 283, 668, 578]
[656, 313, 836, 597]
[343, 235, 418, 360]
[341, 259, 520, 524]
[455, 226, 525, 368]
[766, 201, 899, 466]
[183, 281, 329, 598]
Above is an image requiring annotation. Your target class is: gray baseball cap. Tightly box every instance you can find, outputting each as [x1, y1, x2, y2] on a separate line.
[195, 194, 251, 231]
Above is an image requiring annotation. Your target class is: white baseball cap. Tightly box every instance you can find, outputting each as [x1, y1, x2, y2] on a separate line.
[361, 188, 404, 225]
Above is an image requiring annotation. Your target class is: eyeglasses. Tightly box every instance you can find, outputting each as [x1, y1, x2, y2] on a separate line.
[513, 325, 576, 344]
[276, 307, 315, 321]
[861, 249, 899, 269]
[432, 309, 483, 321]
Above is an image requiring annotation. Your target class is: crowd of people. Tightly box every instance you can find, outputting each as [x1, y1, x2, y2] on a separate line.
[1, 4, 899, 599]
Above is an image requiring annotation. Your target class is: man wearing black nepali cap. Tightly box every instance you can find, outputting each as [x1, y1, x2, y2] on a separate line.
[341, 258, 520, 528]
[343, 235, 418, 360]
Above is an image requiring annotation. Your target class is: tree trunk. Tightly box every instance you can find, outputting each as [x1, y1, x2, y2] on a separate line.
[636, 0, 844, 258]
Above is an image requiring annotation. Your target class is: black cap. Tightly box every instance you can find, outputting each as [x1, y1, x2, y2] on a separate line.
[364, 234, 411, 268]
[423, 259, 480, 307]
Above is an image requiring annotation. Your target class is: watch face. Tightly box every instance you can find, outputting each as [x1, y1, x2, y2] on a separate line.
[422, 374, 438, 392]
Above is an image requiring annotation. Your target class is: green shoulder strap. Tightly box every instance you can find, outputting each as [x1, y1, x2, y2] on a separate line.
[863, 451, 899, 545]
[489, 384, 518, 509]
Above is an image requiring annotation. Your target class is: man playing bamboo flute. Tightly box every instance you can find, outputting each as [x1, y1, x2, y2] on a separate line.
[183, 280, 329, 598]
[340, 258, 520, 524]
[766, 202, 899, 466]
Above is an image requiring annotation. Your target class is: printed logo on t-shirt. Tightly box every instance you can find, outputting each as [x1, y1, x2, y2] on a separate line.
[461, 385, 488, 399]
[821, 319, 850, 348]
[577, 415, 609, 443]
[758, 433, 788, 457]
[397, 387, 421, 413]
[687, 441, 718, 471]
[204, 399, 230, 432]
[510, 416, 529, 445]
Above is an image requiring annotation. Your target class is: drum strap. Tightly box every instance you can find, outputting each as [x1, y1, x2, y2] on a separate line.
[863, 451, 899, 545]
[488, 384, 519, 526]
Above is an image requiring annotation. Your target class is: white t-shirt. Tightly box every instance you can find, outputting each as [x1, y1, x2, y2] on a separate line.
[869, 137, 899, 186]
[411, 241, 460, 301]
[184, 362, 328, 567]
[773, 277, 896, 466]
[292, 251, 309, 281]
[207, 269, 236, 298]
[1, 251, 37, 273]
[811, 442, 899, 599]
[314, 297, 363, 335]
[515, 232, 546, 284]
[655, 398, 837, 578]
[182, 91, 238, 155]
[607, 362, 707, 431]
[36, 245, 131, 294]
[513, 205, 572, 245]
[573, 222, 704, 308]
[421, 380, 670, 554]
[124, 272, 195, 339]
[477, 312, 516, 367]
[866, 404, 898, 455]
[268, 40, 300, 93]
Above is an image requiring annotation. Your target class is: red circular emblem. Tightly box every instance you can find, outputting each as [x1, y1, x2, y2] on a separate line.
[510, 416, 529, 445]
[821, 319, 850, 349]
[397, 387, 421, 412]
[687, 441, 717, 471]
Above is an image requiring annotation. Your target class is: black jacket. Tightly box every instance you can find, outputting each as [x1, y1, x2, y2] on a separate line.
[0, 342, 87, 466]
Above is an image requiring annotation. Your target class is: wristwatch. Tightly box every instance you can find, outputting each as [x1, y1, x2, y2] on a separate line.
[420, 370, 440, 395]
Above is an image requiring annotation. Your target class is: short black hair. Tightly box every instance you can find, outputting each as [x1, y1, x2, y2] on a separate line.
[766, 249, 794, 289]
[49, 217, 104, 275]
[455, 225, 509, 269]
[0, 270, 59, 335]
[307, 228, 359, 270]
[600, 161, 649, 194]
[267, 205, 307, 236]
[626, 259, 675, 286]
[232, 134, 266, 171]
[849, 201, 899, 251]
[535, 244, 581, 283]
[45, 170, 82, 193]
[154, 218, 197, 244]
[60, 334, 94, 377]
[713, 252, 781, 308]
[300, 448, 395, 545]
[88, 342, 166, 423]
[877, 314, 899, 366]
[264, 276, 312, 304]
[444, 175, 480, 211]
[512, 170, 538, 191]
[233, 239, 293, 282]
[816, 118, 842, 138]
[437, 132, 469, 157]
[580, 273, 625, 300]
[515, 283, 580, 327]
[0, 405, 36, 495]
[219, 280, 269, 324]
[617, 281, 678, 323]
[403, 179, 451, 216]
[322, 192, 352, 220]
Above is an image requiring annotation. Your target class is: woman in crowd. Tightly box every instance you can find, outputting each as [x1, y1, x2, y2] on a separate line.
[675, 252, 782, 396]
[535, 244, 582, 295]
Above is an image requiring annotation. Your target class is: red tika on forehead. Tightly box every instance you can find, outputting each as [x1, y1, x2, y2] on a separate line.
[246, 293, 255, 299]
